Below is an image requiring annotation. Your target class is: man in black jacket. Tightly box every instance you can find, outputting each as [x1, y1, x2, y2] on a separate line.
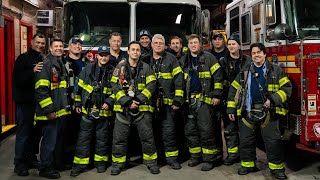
[12, 32, 46, 176]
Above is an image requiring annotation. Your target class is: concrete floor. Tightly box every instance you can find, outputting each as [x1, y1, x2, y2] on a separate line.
[0, 134, 319, 180]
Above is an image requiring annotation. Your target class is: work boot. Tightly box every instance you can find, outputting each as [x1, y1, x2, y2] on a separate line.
[96, 166, 107, 173]
[148, 165, 160, 174]
[201, 162, 214, 171]
[169, 162, 182, 170]
[271, 169, 287, 179]
[70, 166, 85, 177]
[14, 164, 29, 176]
[187, 158, 201, 167]
[27, 158, 40, 169]
[224, 154, 240, 166]
[237, 166, 258, 175]
[39, 167, 61, 179]
[110, 164, 124, 176]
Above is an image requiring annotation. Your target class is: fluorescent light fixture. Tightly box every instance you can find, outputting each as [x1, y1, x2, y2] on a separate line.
[175, 14, 182, 24]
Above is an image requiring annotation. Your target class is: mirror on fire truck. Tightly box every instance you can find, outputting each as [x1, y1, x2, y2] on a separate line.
[274, 23, 292, 40]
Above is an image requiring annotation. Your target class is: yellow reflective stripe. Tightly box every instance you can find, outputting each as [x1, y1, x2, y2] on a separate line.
[231, 80, 241, 90]
[146, 75, 156, 84]
[165, 150, 179, 158]
[237, 109, 241, 116]
[184, 73, 188, 80]
[51, 80, 67, 90]
[111, 76, 118, 83]
[112, 155, 126, 163]
[35, 79, 50, 89]
[276, 90, 287, 102]
[139, 105, 154, 112]
[210, 62, 221, 75]
[190, 93, 201, 99]
[141, 89, 152, 99]
[138, 83, 146, 91]
[78, 79, 93, 93]
[103, 87, 112, 94]
[241, 161, 255, 168]
[34, 108, 71, 121]
[94, 154, 108, 162]
[113, 104, 123, 112]
[228, 146, 239, 154]
[214, 82, 223, 89]
[116, 91, 126, 100]
[268, 162, 284, 170]
[99, 110, 112, 117]
[268, 84, 279, 92]
[201, 96, 212, 104]
[143, 152, 157, 161]
[73, 156, 90, 165]
[199, 71, 211, 78]
[189, 147, 201, 154]
[227, 101, 236, 108]
[276, 107, 288, 115]
[163, 98, 173, 105]
[158, 72, 172, 79]
[81, 106, 88, 114]
[39, 97, 53, 108]
[202, 148, 221, 155]
[279, 77, 290, 87]
[75, 95, 81, 102]
[175, 89, 184, 97]
[172, 66, 183, 77]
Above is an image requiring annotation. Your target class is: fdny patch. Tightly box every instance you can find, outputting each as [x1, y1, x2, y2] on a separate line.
[113, 68, 119, 76]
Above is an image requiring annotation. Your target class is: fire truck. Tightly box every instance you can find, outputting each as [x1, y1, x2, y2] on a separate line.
[56, 0, 209, 61]
[225, 0, 320, 154]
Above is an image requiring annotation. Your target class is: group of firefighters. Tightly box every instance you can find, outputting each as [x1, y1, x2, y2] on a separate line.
[12, 29, 292, 179]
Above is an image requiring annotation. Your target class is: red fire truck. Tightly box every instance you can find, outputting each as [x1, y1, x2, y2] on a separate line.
[225, 0, 320, 154]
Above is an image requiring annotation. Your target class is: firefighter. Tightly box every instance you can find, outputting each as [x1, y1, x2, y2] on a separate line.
[109, 32, 128, 66]
[227, 43, 292, 179]
[110, 41, 160, 175]
[209, 32, 227, 60]
[70, 46, 115, 176]
[34, 38, 70, 179]
[12, 32, 45, 176]
[138, 29, 152, 57]
[219, 34, 251, 165]
[180, 34, 224, 171]
[168, 36, 185, 59]
[142, 34, 184, 169]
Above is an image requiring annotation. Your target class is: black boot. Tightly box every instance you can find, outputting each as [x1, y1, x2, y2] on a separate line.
[14, 164, 29, 176]
[237, 167, 258, 175]
[96, 166, 107, 173]
[201, 162, 214, 171]
[169, 161, 182, 170]
[224, 154, 240, 166]
[148, 165, 160, 174]
[271, 169, 287, 179]
[188, 158, 201, 167]
[39, 167, 61, 179]
[110, 163, 124, 176]
[70, 166, 85, 177]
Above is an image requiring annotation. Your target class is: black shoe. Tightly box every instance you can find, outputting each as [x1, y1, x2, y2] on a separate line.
[70, 166, 85, 177]
[169, 162, 182, 170]
[224, 155, 240, 166]
[110, 166, 123, 176]
[14, 166, 29, 176]
[148, 165, 160, 174]
[96, 166, 107, 173]
[39, 167, 61, 179]
[271, 169, 287, 179]
[201, 162, 214, 171]
[237, 167, 258, 175]
[188, 158, 201, 167]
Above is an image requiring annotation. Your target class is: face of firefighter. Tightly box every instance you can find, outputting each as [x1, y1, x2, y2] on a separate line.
[251, 47, 266, 67]
[109, 35, 122, 52]
[97, 53, 110, 66]
[68, 42, 82, 55]
[170, 38, 182, 53]
[227, 40, 240, 54]
[139, 36, 151, 48]
[212, 37, 225, 49]
[31, 36, 46, 53]
[152, 38, 165, 55]
[128, 43, 141, 61]
[188, 37, 201, 55]
[50, 41, 64, 58]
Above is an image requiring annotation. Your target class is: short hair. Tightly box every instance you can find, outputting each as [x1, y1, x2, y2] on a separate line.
[109, 32, 122, 39]
[169, 36, 182, 44]
[32, 32, 45, 40]
[250, 43, 266, 54]
[187, 34, 201, 44]
[50, 37, 64, 46]
[152, 34, 165, 44]
[128, 41, 142, 50]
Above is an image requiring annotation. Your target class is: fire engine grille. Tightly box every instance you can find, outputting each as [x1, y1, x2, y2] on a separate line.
[290, 114, 301, 135]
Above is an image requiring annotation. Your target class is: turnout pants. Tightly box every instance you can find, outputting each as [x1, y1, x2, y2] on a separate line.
[73, 116, 112, 168]
[221, 105, 239, 156]
[185, 98, 222, 162]
[112, 112, 158, 167]
[239, 112, 285, 170]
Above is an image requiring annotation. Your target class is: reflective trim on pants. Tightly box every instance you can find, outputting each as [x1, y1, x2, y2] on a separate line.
[112, 155, 126, 163]
[241, 161, 255, 168]
[165, 150, 179, 158]
[73, 156, 90, 165]
[269, 162, 284, 170]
